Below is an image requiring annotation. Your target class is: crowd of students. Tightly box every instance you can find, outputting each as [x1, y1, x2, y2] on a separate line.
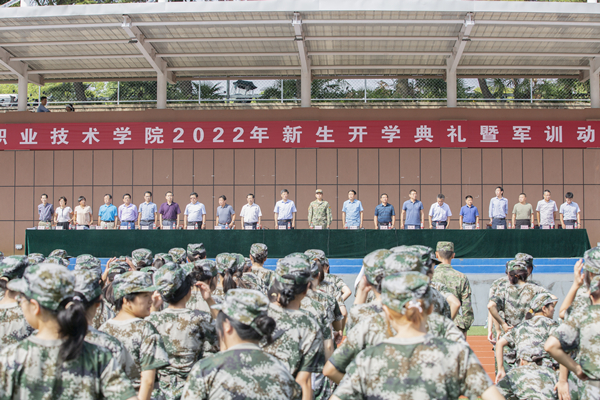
[0, 241, 598, 399]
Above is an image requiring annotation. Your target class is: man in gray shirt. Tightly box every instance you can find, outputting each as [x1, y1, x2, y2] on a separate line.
[536, 189, 558, 229]
[216, 195, 235, 229]
[36, 96, 50, 112]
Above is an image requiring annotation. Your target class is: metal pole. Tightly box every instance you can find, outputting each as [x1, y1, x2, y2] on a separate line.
[447, 68, 457, 107]
[301, 70, 311, 107]
[117, 81, 120, 105]
[17, 75, 28, 111]
[198, 81, 201, 104]
[226, 79, 230, 101]
[281, 80, 284, 103]
[38, 85, 41, 104]
[364, 78, 367, 103]
[591, 69, 600, 108]
[530, 79, 533, 103]
[157, 73, 167, 109]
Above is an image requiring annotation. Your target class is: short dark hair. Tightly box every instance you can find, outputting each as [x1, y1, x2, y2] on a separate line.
[437, 194, 445, 200]
[41, 96, 47, 101]
[41, 193, 48, 199]
[144, 191, 152, 197]
[280, 189, 289, 195]
[78, 196, 86, 202]
[190, 192, 198, 198]
[437, 250, 454, 260]
[409, 189, 417, 194]
[166, 191, 173, 196]
[247, 193, 255, 199]
[123, 193, 131, 199]
[465, 195, 473, 200]
[544, 189, 551, 195]
[520, 193, 527, 197]
[219, 195, 227, 201]
[348, 190, 357, 195]
[380, 193, 388, 198]
[565, 192, 574, 199]
[104, 194, 112, 199]
[496, 186, 504, 193]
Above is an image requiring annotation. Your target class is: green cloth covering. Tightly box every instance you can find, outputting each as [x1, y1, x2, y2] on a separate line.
[25, 229, 590, 259]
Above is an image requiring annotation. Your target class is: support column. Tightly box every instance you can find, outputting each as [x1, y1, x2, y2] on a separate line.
[591, 68, 600, 109]
[157, 74, 167, 110]
[447, 68, 457, 108]
[301, 70, 311, 108]
[17, 74, 28, 111]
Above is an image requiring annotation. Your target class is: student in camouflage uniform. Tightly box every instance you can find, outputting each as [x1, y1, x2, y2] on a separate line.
[100, 271, 170, 400]
[495, 292, 559, 380]
[262, 255, 325, 400]
[132, 248, 154, 270]
[186, 259, 220, 314]
[27, 253, 45, 265]
[241, 256, 265, 291]
[75, 258, 116, 329]
[546, 275, 600, 400]
[147, 263, 218, 400]
[307, 189, 333, 229]
[432, 241, 474, 334]
[560, 247, 600, 321]
[249, 243, 273, 290]
[0, 256, 34, 350]
[0, 263, 137, 400]
[169, 248, 187, 264]
[181, 289, 301, 400]
[331, 272, 501, 400]
[74, 268, 139, 385]
[186, 243, 206, 262]
[153, 253, 174, 270]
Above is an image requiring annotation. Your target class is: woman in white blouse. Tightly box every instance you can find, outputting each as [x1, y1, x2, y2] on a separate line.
[54, 196, 72, 229]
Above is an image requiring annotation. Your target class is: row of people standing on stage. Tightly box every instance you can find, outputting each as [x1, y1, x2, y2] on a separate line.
[36, 186, 582, 230]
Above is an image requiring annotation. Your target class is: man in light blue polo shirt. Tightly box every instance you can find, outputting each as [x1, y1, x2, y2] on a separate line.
[489, 186, 509, 229]
[401, 189, 424, 229]
[137, 191, 158, 229]
[342, 190, 364, 229]
[560, 192, 581, 229]
[274, 189, 297, 229]
[97, 194, 118, 229]
[185, 192, 207, 230]
[428, 194, 452, 229]
[459, 195, 479, 229]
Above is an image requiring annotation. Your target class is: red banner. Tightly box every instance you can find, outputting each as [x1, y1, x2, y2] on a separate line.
[0, 120, 597, 150]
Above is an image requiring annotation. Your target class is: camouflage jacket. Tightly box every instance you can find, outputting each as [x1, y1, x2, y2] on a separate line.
[85, 325, 139, 383]
[325, 273, 348, 294]
[491, 282, 549, 327]
[496, 364, 558, 400]
[250, 267, 274, 291]
[333, 334, 492, 400]
[99, 318, 170, 389]
[307, 200, 332, 228]
[432, 264, 474, 330]
[0, 302, 34, 351]
[307, 288, 343, 326]
[564, 285, 592, 322]
[489, 275, 542, 301]
[329, 311, 465, 374]
[186, 290, 212, 314]
[429, 284, 452, 320]
[260, 303, 325, 377]
[0, 337, 137, 400]
[346, 300, 382, 333]
[502, 315, 559, 368]
[240, 272, 264, 293]
[181, 343, 302, 400]
[316, 280, 345, 309]
[553, 304, 600, 380]
[147, 308, 218, 400]
[301, 295, 332, 340]
[92, 299, 116, 330]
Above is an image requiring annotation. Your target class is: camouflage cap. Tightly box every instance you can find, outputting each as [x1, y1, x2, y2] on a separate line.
[112, 271, 159, 300]
[180, 262, 195, 276]
[212, 288, 269, 335]
[506, 260, 528, 273]
[0, 251, 4, 261]
[154, 253, 173, 263]
[27, 253, 45, 265]
[215, 253, 236, 274]
[530, 292, 557, 313]
[230, 253, 247, 271]
[436, 241, 454, 252]
[244, 257, 252, 268]
[73, 269, 102, 302]
[392, 245, 441, 266]
[515, 253, 534, 268]
[74, 260, 103, 277]
[305, 249, 326, 264]
[383, 252, 429, 276]
[250, 243, 268, 259]
[187, 243, 206, 256]
[154, 262, 186, 298]
[363, 249, 392, 285]
[131, 249, 153, 266]
[48, 249, 72, 260]
[315, 189, 323, 194]
[106, 261, 129, 277]
[0, 256, 29, 280]
[140, 266, 158, 275]
[589, 275, 600, 293]
[583, 247, 600, 274]
[76, 254, 100, 268]
[275, 256, 313, 286]
[381, 272, 431, 314]
[192, 259, 218, 278]
[169, 248, 187, 264]
[7, 263, 74, 311]
[45, 256, 69, 267]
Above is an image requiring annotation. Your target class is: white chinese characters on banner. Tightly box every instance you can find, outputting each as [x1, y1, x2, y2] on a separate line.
[249, 126, 269, 143]
[512, 126, 532, 143]
[50, 128, 69, 145]
[316, 126, 334, 143]
[447, 125, 466, 143]
[577, 126, 595, 143]
[348, 126, 367, 143]
[545, 126, 562, 143]
[20, 128, 38, 145]
[113, 127, 132, 145]
[145, 127, 164, 144]
[282, 126, 302, 144]
[480, 126, 499, 143]
[81, 128, 100, 145]
[0, 129, 6, 145]
[381, 125, 400, 143]
[414, 125, 433, 143]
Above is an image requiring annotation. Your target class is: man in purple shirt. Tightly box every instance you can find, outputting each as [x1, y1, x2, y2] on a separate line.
[38, 193, 54, 229]
[159, 191, 181, 229]
[118, 193, 138, 230]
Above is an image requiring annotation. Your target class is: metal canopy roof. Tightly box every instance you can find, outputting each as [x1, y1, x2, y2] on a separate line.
[1, 0, 600, 84]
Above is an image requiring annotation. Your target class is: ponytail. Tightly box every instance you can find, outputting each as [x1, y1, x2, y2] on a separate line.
[223, 269, 237, 293]
[216, 311, 276, 345]
[509, 270, 527, 285]
[267, 279, 308, 307]
[55, 297, 88, 362]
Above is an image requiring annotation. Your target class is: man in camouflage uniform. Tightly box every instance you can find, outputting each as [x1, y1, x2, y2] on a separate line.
[147, 263, 218, 400]
[0, 263, 137, 400]
[331, 273, 495, 400]
[187, 243, 206, 262]
[0, 256, 34, 350]
[169, 248, 187, 264]
[181, 289, 302, 400]
[307, 189, 332, 229]
[432, 241, 474, 334]
[249, 243, 273, 290]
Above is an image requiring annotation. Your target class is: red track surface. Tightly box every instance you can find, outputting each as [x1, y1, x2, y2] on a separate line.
[467, 335, 496, 381]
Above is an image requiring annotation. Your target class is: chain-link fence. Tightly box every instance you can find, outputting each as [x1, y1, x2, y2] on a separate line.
[0, 78, 592, 111]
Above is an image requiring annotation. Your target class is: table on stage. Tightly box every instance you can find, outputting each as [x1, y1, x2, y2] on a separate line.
[25, 228, 590, 259]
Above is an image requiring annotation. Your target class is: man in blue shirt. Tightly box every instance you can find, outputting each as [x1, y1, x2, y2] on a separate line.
[489, 186, 509, 229]
[137, 191, 158, 229]
[342, 190, 364, 229]
[36, 96, 50, 112]
[559, 192, 581, 229]
[37, 194, 54, 229]
[428, 194, 452, 229]
[459, 195, 480, 230]
[97, 194, 118, 229]
[274, 189, 297, 229]
[374, 193, 395, 229]
[401, 189, 424, 229]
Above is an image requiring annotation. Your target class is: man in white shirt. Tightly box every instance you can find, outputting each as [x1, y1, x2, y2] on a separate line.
[184, 192, 206, 229]
[274, 189, 297, 229]
[428, 194, 452, 229]
[559, 192, 581, 229]
[536, 189, 558, 229]
[239, 193, 262, 230]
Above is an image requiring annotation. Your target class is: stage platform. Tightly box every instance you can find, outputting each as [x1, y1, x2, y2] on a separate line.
[26, 229, 590, 259]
